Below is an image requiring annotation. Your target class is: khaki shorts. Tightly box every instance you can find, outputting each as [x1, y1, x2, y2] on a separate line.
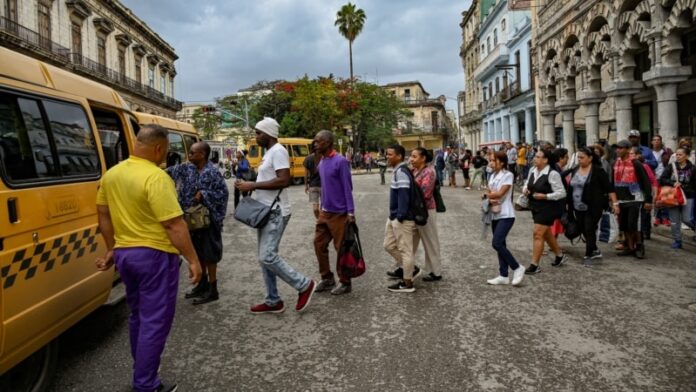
[309, 187, 321, 204]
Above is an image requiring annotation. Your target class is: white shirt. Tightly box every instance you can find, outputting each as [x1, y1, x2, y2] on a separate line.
[488, 170, 515, 220]
[523, 165, 567, 201]
[652, 149, 665, 178]
[255, 143, 291, 216]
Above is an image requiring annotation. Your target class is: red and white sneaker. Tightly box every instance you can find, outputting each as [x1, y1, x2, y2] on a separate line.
[250, 301, 285, 314]
[296, 280, 316, 312]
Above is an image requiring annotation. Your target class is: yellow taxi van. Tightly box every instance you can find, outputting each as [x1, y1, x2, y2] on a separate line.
[0, 46, 142, 391]
[246, 137, 313, 184]
[135, 113, 200, 167]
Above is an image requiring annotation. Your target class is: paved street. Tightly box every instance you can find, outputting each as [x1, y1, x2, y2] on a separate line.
[49, 174, 696, 392]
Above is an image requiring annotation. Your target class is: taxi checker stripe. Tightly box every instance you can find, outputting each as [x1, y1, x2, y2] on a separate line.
[2, 227, 102, 289]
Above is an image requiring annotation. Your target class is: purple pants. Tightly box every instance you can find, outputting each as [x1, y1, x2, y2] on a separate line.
[114, 247, 179, 392]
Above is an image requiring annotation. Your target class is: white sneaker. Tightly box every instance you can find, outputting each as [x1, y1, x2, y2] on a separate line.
[487, 276, 510, 285]
[512, 265, 525, 286]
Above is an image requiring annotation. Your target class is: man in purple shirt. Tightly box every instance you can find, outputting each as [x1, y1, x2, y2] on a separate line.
[313, 130, 356, 295]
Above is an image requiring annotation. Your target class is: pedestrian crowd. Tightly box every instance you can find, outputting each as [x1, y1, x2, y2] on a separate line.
[93, 119, 695, 391]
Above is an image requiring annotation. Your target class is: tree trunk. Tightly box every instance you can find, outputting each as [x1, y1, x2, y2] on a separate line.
[349, 40, 354, 82]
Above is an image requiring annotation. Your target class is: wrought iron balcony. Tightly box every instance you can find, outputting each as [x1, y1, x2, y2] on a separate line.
[0, 16, 182, 111]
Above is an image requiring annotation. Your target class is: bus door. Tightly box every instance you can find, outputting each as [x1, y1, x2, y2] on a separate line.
[290, 144, 310, 180]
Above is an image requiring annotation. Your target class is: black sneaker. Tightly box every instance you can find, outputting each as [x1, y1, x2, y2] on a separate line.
[524, 264, 541, 274]
[634, 243, 645, 259]
[411, 265, 422, 280]
[386, 267, 403, 279]
[617, 248, 635, 257]
[590, 250, 603, 260]
[184, 276, 209, 299]
[551, 253, 567, 267]
[156, 382, 178, 392]
[314, 278, 336, 293]
[387, 281, 415, 293]
[422, 272, 442, 282]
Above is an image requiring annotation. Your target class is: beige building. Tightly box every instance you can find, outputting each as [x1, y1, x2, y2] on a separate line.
[381, 81, 453, 151]
[459, 0, 482, 150]
[532, 0, 696, 152]
[0, 0, 181, 117]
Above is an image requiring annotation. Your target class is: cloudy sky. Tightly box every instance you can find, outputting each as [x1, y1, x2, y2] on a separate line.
[121, 0, 472, 111]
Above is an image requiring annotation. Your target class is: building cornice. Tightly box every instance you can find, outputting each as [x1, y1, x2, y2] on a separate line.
[507, 17, 532, 48]
[66, 0, 92, 20]
[102, 0, 178, 60]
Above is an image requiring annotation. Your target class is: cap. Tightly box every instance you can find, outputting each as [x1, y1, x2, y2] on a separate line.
[628, 129, 640, 137]
[616, 140, 632, 148]
[254, 117, 279, 138]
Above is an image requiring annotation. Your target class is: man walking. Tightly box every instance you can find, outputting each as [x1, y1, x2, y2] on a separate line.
[384, 144, 420, 293]
[651, 135, 672, 226]
[304, 143, 322, 220]
[312, 130, 356, 295]
[506, 142, 517, 180]
[628, 129, 658, 170]
[95, 124, 202, 392]
[435, 149, 445, 185]
[167, 141, 229, 305]
[235, 117, 316, 313]
[613, 139, 653, 259]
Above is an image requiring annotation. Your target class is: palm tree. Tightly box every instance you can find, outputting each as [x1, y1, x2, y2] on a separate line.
[335, 3, 366, 82]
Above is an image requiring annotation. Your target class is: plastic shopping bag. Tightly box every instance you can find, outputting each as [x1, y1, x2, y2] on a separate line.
[597, 212, 618, 243]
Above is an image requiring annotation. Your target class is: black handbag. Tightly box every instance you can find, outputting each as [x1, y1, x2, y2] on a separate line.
[233, 189, 282, 229]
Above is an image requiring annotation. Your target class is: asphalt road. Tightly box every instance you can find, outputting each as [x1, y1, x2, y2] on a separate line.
[48, 174, 696, 392]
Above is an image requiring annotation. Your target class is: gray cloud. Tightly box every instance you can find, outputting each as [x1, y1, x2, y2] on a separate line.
[121, 0, 472, 109]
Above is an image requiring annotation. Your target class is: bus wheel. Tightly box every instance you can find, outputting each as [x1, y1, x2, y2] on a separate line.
[0, 338, 59, 392]
[292, 177, 304, 185]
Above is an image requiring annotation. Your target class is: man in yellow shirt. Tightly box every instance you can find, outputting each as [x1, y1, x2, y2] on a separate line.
[95, 124, 201, 392]
[517, 143, 527, 184]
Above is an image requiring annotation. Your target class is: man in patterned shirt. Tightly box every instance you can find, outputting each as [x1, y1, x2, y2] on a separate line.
[167, 142, 229, 304]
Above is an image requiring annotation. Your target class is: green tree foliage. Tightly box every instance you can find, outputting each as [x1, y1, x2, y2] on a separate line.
[335, 3, 366, 81]
[221, 77, 403, 149]
[191, 108, 221, 140]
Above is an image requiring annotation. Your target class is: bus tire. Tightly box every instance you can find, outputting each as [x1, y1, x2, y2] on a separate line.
[0, 338, 59, 392]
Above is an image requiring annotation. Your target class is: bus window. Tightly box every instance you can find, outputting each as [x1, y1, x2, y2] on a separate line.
[92, 108, 128, 169]
[292, 144, 309, 158]
[0, 92, 59, 182]
[43, 100, 99, 176]
[167, 132, 185, 167]
[249, 145, 260, 158]
[183, 134, 197, 155]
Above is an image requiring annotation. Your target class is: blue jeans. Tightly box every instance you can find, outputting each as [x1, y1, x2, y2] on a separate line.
[257, 208, 310, 305]
[668, 198, 696, 243]
[436, 169, 444, 186]
[491, 218, 520, 277]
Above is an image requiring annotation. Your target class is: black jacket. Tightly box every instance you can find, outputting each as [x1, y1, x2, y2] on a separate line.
[567, 164, 614, 214]
[659, 160, 696, 199]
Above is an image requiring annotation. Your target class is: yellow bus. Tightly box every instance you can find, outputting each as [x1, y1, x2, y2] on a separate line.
[0, 46, 143, 391]
[134, 113, 201, 167]
[246, 137, 313, 184]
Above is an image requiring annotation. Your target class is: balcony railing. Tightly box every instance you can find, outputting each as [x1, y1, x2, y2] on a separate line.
[1, 16, 182, 111]
[0, 15, 70, 60]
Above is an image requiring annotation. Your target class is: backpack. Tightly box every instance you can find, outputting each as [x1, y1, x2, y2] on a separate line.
[399, 166, 429, 226]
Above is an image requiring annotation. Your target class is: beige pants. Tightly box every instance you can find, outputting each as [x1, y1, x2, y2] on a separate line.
[383, 219, 417, 279]
[413, 209, 441, 276]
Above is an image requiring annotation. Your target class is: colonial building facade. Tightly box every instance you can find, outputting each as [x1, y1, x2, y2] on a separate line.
[533, 0, 696, 152]
[475, 0, 535, 148]
[459, 0, 482, 150]
[382, 81, 453, 151]
[0, 0, 181, 117]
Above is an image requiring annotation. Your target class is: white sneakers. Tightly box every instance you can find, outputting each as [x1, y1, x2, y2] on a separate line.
[487, 266, 525, 286]
[486, 276, 509, 285]
[512, 265, 525, 286]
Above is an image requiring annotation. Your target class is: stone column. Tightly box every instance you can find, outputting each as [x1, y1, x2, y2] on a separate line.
[561, 109, 576, 154]
[643, 65, 691, 150]
[614, 94, 633, 142]
[502, 114, 511, 141]
[653, 83, 680, 150]
[495, 117, 502, 140]
[509, 112, 520, 144]
[525, 107, 535, 144]
[540, 105, 557, 145]
[583, 102, 600, 147]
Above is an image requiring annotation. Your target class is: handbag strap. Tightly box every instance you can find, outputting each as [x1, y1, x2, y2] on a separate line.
[268, 188, 283, 210]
